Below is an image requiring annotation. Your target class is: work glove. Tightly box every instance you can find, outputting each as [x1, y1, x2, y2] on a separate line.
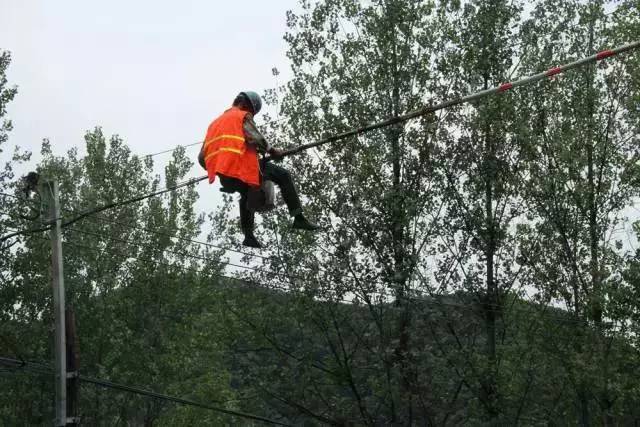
[268, 147, 285, 161]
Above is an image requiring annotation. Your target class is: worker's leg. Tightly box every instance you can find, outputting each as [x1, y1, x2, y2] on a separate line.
[238, 192, 261, 247]
[261, 162, 302, 216]
[262, 162, 320, 231]
[219, 175, 261, 248]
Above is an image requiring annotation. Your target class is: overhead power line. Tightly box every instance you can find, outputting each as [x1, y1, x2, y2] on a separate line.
[5, 224, 606, 329]
[68, 211, 272, 260]
[1, 41, 637, 246]
[271, 41, 640, 159]
[79, 375, 290, 426]
[0, 175, 207, 244]
[142, 8, 621, 161]
[59, 175, 208, 228]
[143, 115, 291, 159]
[0, 356, 290, 426]
[64, 226, 304, 280]
[144, 141, 202, 158]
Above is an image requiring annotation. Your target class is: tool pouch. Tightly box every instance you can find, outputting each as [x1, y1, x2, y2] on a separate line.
[247, 180, 275, 213]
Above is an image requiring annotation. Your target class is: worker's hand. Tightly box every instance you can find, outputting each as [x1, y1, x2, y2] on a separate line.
[268, 147, 285, 161]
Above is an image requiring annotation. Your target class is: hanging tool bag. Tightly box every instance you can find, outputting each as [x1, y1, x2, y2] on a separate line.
[247, 180, 275, 213]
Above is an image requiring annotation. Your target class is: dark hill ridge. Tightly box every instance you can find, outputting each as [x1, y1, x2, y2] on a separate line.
[216, 280, 640, 425]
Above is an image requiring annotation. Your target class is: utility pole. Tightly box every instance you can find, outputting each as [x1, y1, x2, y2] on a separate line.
[44, 180, 67, 426]
[66, 308, 80, 426]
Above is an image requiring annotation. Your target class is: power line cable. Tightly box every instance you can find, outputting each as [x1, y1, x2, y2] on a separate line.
[6, 226, 296, 292]
[64, 226, 304, 280]
[144, 141, 202, 158]
[4, 219, 609, 333]
[79, 374, 291, 426]
[0, 356, 291, 426]
[4, 221, 631, 329]
[59, 175, 207, 228]
[143, 115, 291, 159]
[0, 175, 208, 244]
[3, 40, 637, 247]
[61, 228, 614, 328]
[72, 210, 338, 278]
[4, 222, 626, 329]
[143, 7, 622, 161]
[271, 41, 640, 159]
[65, 210, 272, 260]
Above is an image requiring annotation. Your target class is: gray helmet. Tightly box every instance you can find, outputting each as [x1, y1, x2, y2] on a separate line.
[239, 91, 262, 115]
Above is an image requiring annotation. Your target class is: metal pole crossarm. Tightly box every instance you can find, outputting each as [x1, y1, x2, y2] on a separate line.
[272, 40, 640, 159]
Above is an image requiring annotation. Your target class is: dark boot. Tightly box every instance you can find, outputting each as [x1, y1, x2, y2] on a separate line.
[242, 233, 262, 248]
[292, 214, 321, 231]
[240, 197, 262, 248]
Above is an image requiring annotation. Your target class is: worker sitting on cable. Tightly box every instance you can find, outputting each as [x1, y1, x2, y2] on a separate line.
[199, 91, 320, 248]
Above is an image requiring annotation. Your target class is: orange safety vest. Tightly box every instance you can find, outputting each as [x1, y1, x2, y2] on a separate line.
[202, 107, 260, 187]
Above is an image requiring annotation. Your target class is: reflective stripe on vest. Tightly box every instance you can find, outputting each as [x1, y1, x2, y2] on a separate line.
[203, 134, 245, 151]
[204, 146, 244, 161]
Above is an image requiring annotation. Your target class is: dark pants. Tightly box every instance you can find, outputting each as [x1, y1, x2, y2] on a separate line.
[219, 162, 303, 235]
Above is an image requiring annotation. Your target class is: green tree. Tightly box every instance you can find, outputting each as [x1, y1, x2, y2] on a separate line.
[517, 0, 640, 424]
[214, 0, 496, 424]
[434, 0, 528, 422]
[1, 128, 238, 424]
[213, 0, 640, 425]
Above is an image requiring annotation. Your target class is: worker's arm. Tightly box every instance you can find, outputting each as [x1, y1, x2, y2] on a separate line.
[243, 114, 271, 154]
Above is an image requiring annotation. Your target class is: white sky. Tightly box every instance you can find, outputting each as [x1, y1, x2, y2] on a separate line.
[1, 0, 298, 167]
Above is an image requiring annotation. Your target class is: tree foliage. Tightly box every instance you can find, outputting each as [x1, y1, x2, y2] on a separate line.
[1, 1, 640, 425]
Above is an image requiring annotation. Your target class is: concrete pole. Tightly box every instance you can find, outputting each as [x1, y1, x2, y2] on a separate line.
[45, 180, 67, 426]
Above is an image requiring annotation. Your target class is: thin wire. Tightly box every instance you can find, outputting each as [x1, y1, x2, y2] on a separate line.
[73, 211, 336, 278]
[270, 40, 640, 159]
[9, 226, 296, 291]
[0, 356, 291, 426]
[60, 226, 613, 328]
[4, 40, 637, 246]
[0, 192, 24, 200]
[132, 8, 623, 163]
[0, 335, 25, 367]
[2, 222, 628, 329]
[144, 141, 202, 158]
[0, 175, 208, 244]
[59, 175, 208, 228]
[63, 217, 610, 331]
[143, 115, 291, 159]
[65, 210, 271, 260]
[64, 226, 305, 280]
[3, 220, 616, 331]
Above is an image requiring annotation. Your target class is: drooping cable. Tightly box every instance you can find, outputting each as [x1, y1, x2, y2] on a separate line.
[0, 356, 291, 426]
[1, 41, 637, 247]
[0, 175, 208, 244]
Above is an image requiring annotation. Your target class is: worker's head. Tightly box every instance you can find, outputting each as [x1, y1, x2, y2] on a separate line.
[233, 91, 262, 115]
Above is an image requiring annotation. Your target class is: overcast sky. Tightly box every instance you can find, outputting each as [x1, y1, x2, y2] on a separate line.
[1, 0, 299, 168]
[2, 2, 636, 254]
